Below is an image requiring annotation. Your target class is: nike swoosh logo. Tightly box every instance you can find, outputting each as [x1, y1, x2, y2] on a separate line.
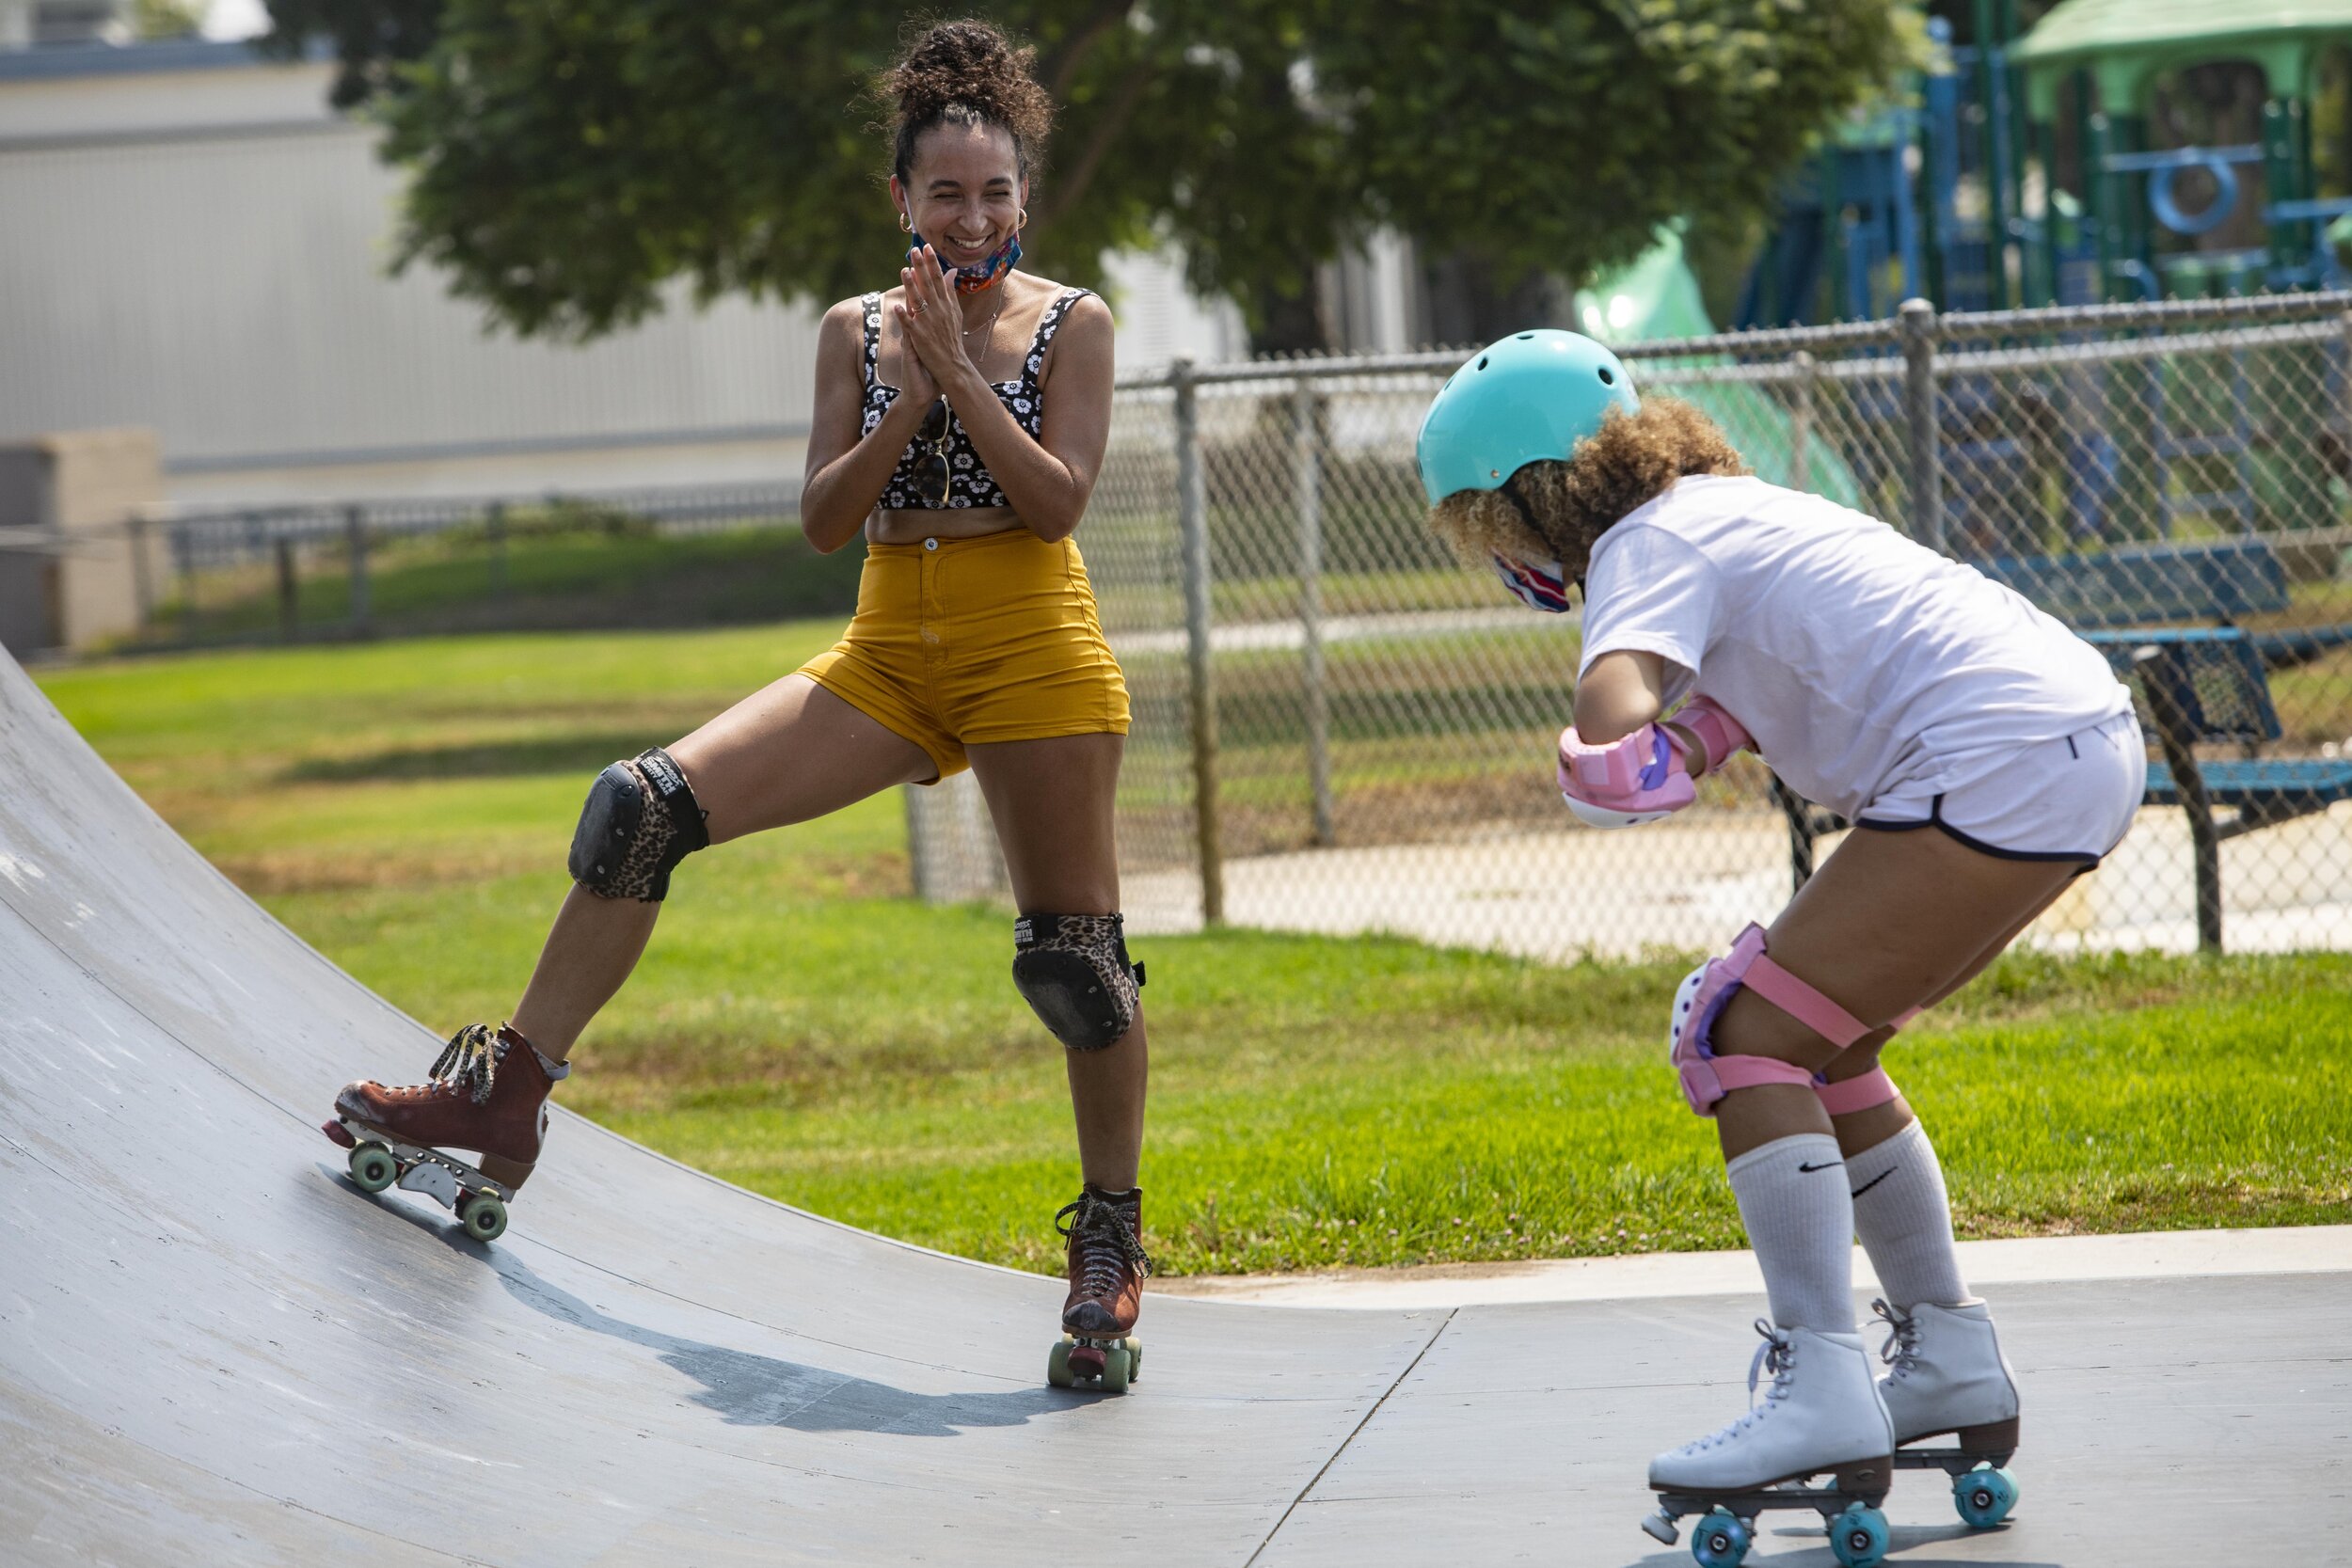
[1798, 1161, 1842, 1173]
[1851, 1167, 1896, 1198]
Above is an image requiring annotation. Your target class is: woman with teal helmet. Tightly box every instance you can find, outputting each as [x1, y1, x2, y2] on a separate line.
[1417, 332, 2145, 1553]
[1417, 330, 1636, 610]
[1417, 328, 1640, 502]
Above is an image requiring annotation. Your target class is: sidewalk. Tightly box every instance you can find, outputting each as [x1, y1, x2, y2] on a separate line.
[1125, 804, 2352, 958]
[1157, 1222, 2352, 1308]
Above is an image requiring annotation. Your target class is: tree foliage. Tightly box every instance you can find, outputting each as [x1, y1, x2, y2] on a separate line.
[265, 1, 1918, 343]
[256, 0, 445, 107]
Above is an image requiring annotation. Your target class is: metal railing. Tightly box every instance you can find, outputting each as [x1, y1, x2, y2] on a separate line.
[910, 293, 2352, 958]
[138, 481, 821, 645]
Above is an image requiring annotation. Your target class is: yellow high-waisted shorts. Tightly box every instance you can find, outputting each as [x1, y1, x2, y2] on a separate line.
[798, 530, 1130, 782]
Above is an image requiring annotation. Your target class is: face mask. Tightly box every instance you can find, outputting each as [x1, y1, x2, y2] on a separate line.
[911, 226, 1023, 294]
[1492, 552, 1573, 613]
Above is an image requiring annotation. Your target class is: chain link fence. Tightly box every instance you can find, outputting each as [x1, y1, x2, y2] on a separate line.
[917, 292, 2352, 957]
[130, 482, 859, 648]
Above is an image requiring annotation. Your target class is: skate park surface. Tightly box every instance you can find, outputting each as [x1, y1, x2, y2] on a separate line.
[2, 643, 2345, 1568]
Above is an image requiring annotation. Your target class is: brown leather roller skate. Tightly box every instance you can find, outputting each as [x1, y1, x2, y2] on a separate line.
[322, 1022, 567, 1242]
[1046, 1184, 1152, 1393]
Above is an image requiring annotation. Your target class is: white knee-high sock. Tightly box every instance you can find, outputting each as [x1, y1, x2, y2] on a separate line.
[1726, 1132, 1857, 1332]
[1847, 1119, 1971, 1309]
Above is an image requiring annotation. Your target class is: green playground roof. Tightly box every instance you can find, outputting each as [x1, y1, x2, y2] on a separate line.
[2014, 0, 2352, 113]
[2015, 0, 2352, 65]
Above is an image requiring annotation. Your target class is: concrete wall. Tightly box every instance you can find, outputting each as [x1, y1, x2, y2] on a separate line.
[0, 427, 162, 655]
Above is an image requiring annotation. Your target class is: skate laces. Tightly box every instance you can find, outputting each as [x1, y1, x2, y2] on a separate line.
[1681, 1321, 1796, 1454]
[427, 1022, 503, 1106]
[1872, 1299, 1921, 1381]
[1745, 1320, 1798, 1407]
[1056, 1192, 1154, 1296]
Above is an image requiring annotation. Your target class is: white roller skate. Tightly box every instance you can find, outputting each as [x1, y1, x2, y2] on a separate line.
[1875, 1298, 2024, 1529]
[1641, 1321, 1896, 1568]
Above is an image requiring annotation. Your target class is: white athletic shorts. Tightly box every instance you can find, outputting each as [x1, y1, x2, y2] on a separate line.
[1854, 710, 2146, 867]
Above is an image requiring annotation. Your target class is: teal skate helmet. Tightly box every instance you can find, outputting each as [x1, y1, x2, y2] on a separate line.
[1416, 329, 1639, 506]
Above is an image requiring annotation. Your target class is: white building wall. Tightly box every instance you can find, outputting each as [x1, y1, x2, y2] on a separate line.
[1100, 246, 1247, 372]
[0, 47, 335, 137]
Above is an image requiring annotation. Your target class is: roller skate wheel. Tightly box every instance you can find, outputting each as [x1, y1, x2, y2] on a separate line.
[1952, 1465, 2018, 1528]
[1640, 1509, 1680, 1546]
[1828, 1503, 1890, 1568]
[1688, 1508, 1752, 1568]
[459, 1193, 508, 1242]
[1122, 1336, 1142, 1381]
[348, 1144, 398, 1193]
[1099, 1345, 1133, 1394]
[1046, 1339, 1077, 1389]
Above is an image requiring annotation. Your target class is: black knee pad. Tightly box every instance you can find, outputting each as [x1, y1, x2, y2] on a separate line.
[568, 748, 709, 901]
[1012, 912, 1144, 1052]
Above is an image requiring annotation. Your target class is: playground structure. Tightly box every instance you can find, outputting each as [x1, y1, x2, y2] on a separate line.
[1741, 0, 2352, 323]
[1676, 4, 2352, 563]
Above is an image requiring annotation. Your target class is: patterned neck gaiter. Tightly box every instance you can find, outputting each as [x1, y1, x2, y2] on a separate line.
[1491, 552, 1573, 612]
[915, 230, 1024, 294]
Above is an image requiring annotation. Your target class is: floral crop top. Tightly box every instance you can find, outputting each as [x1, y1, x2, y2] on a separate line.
[860, 287, 1091, 510]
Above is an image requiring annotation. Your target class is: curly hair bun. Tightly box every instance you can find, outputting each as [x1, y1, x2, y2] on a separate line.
[886, 19, 1054, 179]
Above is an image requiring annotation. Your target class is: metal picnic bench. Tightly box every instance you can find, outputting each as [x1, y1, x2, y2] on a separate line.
[1771, 539, 2352, 952]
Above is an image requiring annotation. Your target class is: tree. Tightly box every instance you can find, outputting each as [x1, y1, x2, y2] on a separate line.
[262, 1, 1917, 346]
[257, 0, 446, 106]
[133, 0, 206, 39]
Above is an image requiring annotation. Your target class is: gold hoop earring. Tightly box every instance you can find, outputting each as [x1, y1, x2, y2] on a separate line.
[1017, 208, 1029, 230]
[898, 213, 913, 233]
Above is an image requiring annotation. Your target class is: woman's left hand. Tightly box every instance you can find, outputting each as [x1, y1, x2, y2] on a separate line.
[898, 245, 976, 392]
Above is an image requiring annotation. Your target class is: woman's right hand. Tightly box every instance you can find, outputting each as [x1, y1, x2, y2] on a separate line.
[891, 262, 944, 407]
[892, 315, 942, 408]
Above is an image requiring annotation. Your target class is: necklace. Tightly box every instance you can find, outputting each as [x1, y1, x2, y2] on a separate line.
[952, 284, 1009, 378]
[960, 284, 1009, 346]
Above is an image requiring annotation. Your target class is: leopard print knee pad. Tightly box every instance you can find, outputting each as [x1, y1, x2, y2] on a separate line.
[1012, 912, 1145, 1051]
[567, 748, 710, 901]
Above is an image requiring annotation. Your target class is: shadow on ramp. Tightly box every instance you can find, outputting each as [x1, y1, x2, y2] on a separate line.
[339, 1166, 1088, 1435]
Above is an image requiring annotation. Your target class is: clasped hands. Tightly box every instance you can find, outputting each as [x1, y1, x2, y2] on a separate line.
[893, 244, 989, 407]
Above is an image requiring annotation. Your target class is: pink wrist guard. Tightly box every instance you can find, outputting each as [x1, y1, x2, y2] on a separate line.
[1671, 695, 1752, 776]
[1557, 721, 1694, 830]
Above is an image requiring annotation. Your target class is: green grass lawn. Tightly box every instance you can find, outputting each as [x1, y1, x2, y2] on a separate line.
[35, 626, 2352, 1275]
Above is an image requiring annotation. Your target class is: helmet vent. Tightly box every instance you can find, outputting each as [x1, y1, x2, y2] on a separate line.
[1516, 331, 1535, 340]
[1597, 367, 1616, 385]
[1476, 356, 1490, 371]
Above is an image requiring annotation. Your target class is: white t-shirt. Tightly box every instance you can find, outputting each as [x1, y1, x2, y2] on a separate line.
[1578, 475, 2133, 819]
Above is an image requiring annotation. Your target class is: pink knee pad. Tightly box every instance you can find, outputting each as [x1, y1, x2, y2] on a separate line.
[1815, 1069, 1901, 1115]
[1670, 923, 1872, 1117]
[1809, 1006, 1923, 1114]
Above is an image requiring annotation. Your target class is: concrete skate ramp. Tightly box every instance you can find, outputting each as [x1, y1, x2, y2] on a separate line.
[0, 643, 2343, 1568]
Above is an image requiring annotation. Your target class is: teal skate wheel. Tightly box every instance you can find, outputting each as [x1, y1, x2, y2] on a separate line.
[1099, 1345, 1132, 1394]
[1046, 1338, 1077, 1389]
[1828, 1503, 1890, 1568]
[1123, 1337, 1143, 1381]
[348, 1145, 397, 1193]
[459, 1193, 508, 1242]
[1688, 1508, 1751, 1568]
[1952, 1465, 2018, 1528]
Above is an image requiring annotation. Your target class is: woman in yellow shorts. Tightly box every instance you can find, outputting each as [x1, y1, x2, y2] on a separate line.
[326, 21, 1153, 1388]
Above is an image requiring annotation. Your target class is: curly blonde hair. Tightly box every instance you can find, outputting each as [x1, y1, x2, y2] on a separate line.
[1426, 398, 1748, 578]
